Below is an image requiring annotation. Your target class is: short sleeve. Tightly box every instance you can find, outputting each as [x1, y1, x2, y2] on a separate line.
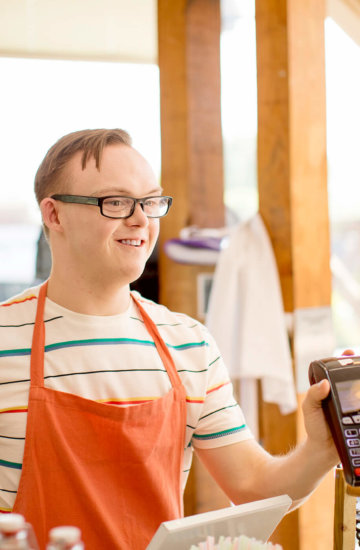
[192, 330, 254, 449]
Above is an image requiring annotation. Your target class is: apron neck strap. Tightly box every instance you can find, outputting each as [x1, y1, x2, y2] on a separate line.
[131, 295, 182, 389]
[30, 281, 48, 387]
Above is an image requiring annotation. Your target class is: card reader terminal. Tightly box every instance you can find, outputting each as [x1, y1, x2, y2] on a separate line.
[309, 356, 360, 487]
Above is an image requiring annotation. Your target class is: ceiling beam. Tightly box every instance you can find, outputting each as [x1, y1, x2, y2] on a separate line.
[327, 0, 360, 46]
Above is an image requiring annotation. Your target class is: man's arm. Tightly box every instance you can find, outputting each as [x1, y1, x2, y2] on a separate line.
[195, 379, 339, 510]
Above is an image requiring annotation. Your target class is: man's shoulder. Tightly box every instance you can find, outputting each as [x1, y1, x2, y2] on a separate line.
[0, 284, 41, 321]
[131, 291, 206, 333]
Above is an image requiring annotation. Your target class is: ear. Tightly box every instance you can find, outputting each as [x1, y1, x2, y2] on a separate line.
[40, 198, 63, 234]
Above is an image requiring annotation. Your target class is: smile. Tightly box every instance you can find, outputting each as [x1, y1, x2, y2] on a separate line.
[119, 239, 142, 247]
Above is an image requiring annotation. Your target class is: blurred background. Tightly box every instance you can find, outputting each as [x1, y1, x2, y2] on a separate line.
[0, 0, 359, 354]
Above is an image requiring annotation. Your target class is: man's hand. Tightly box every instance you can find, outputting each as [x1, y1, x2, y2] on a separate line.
[197, 350, 357, 507]
[302, 349, 356, 468]
[302, 379, 339, 466]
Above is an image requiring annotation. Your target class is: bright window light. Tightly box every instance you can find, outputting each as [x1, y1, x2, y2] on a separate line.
[0, 57, 161, 286]
[325, 18, 360, 352]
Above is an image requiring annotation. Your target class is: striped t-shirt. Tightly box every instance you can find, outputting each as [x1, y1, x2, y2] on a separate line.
[0, 285, 252, 512]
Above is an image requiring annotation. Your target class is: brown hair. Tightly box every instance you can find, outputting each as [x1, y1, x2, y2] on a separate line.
[34, 128, 132, 205]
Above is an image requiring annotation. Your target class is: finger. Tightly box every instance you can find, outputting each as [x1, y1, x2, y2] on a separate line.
[304, 380, 330, 410]
[314, 379, 330, 400]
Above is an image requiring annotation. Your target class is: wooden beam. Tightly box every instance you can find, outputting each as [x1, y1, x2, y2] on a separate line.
[256, 0, 332, 548]
[327, 0, 360, 48]
[186, 0, 224, 229]
[158, 1, 333, 545]
[157, 0, 226, 515]
[157, 0, 224, 315]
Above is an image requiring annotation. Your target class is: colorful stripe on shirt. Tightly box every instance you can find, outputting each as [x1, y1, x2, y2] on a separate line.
[0, 338, 208, 358]
[206, 381, 231, 394]
[192, 425, 246, 441]
[0, 407, 28, 414]
[97, 397, 158, 405]
[0, 458, 22, 470]
[1, 295, 37, 307]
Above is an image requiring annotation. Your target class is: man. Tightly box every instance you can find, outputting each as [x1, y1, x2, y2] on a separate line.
[0, 129, 339, 549]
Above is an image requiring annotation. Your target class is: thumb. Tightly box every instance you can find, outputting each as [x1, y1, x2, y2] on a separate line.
[314, 379, 331, 400]
[304, 379, 330, 410]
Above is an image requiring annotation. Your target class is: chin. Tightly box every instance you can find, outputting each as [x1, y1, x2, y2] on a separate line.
[117, 267, 146, 287]
[129, 270, 146, 286]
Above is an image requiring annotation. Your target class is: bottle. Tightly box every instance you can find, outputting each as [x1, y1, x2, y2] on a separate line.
[0, 514, 39, 550]
[46, 527, 84, 550]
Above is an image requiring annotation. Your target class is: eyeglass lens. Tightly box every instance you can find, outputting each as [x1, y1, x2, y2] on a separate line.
[102, 197, 170, 218]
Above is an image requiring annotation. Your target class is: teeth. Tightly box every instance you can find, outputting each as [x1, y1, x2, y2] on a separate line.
[120, 239, 141, 246]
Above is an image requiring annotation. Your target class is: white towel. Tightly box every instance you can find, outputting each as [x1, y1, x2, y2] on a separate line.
[206, 213, 297, 419]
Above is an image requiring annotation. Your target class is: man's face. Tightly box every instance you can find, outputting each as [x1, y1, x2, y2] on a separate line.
[52, 144, 161, 288]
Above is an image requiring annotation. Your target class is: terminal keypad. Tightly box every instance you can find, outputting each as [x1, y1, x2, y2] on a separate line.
[343, 415, 360, 475]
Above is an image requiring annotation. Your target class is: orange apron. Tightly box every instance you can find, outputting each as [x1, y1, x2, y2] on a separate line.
[13, 282, 186, 549]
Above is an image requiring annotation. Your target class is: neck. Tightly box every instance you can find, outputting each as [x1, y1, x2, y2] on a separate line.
[46, 272, 131, 315]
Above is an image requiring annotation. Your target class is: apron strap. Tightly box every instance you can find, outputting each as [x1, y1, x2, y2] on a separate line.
[30, 281, 48, 387]
[132, 295, 183, 389]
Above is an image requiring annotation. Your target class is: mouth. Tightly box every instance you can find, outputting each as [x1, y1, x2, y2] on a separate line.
[118, 239, 143, 247]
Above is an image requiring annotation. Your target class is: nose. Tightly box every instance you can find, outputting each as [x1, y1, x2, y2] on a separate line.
[125, 202, 149, 226]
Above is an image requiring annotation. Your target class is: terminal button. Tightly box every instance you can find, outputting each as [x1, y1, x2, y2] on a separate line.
[345, 429, 358, 437]
[350, 448, 360, 456]
[347, 439, 360, 447]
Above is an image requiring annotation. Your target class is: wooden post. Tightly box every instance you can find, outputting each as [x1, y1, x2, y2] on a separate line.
[157, 0, 224, 316]
[333, 468, 357, 550]
[256, 0, 332, 548]
[158, 0, 334, 545]
[157, 0, 227, 515]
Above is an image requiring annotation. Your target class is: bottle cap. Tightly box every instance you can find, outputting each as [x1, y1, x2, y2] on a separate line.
[48, 526, 81, 544]
[0, 513, 26, 533]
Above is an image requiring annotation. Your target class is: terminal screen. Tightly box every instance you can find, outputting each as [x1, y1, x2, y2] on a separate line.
[336, 379, 360, 414]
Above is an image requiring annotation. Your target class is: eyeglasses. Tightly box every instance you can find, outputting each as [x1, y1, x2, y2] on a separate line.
[51, 194, 173, 219]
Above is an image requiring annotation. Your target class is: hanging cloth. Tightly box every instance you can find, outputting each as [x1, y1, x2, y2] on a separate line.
[206, 213, 297, 427]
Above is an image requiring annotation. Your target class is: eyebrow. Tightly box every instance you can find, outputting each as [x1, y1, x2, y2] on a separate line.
[90, 187, 163, 197]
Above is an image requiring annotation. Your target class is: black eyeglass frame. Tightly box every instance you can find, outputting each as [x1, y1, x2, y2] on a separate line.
[50, 194, 173, 219]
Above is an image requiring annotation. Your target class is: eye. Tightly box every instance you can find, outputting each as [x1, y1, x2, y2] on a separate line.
[103, 197, 131, 208]
[144, 198, 157, 207]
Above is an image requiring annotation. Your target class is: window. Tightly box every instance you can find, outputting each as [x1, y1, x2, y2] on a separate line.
[220, 0, 258, 223]
[325, 18, 360, 353]
[0, 58, 160, 298]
